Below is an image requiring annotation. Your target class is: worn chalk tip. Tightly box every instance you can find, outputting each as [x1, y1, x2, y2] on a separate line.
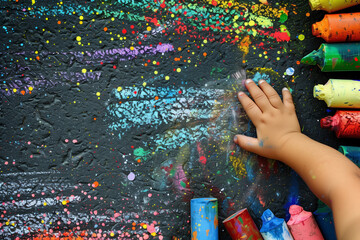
[289, 205, 303, 215]
[308, 0, 321, 11]
[312, 22, 320, 37]
[301, 50, 319, 65]
[261, 209, 275, 222]
[320, 116, 333, 128]
[313, 84, 325, 100]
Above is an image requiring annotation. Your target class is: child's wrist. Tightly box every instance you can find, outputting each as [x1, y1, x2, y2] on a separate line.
[276, 132, 308, 163]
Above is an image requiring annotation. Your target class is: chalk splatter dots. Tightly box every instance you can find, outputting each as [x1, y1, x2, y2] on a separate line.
[0, 0, 315, 239]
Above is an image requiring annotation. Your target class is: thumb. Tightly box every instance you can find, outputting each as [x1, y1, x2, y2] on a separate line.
[234, 135, 262, 155]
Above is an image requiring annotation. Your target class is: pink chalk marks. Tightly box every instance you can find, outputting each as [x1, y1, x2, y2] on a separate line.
[64, 139, 78, 143]
[161, 164, 190, 196]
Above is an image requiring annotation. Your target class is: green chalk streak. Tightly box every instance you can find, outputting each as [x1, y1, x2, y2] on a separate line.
[180, 181, 186, 188]
[134, 147, 151, 161]
[302, 43, 360, 72]
[238, 216, 244, 224]
[170, 169, 176, 177]
[279, 13, 288, 23]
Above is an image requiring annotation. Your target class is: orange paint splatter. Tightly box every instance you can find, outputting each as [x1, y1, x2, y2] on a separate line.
[92, 181, 99, 188]
[203, 52, 207, 57]
[238, 35, 252, 57]
[258, 195, 266, 207]
[192, 231, 198, 240]
[104, 27, 108, 32]
[214, 215, 218, 229]
[57, 21, 61, 24]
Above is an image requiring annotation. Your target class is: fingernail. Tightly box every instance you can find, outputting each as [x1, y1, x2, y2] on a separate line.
[259, 80, 265, 84]
[238, 92, 244, 97]
[245, 79, 252, 85]
[233, 135, 238, 143]
[282, 87, 289, 91]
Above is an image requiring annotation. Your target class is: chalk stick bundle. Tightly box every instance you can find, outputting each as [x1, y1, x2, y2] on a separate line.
[301, 0, 360, 139]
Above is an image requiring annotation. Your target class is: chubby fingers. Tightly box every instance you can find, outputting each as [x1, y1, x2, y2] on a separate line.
[237, 91, 262, 125]
[282, 87, 294, 109]
[245, 79, 272, 112]
[258, 80, 283, 108]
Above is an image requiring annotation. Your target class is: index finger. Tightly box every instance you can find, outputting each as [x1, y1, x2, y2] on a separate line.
[245, 79, 272, 112]
[237, 91, 262, 126]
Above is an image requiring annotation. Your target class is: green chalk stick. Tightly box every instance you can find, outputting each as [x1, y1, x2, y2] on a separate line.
[301, 43, 360, 72]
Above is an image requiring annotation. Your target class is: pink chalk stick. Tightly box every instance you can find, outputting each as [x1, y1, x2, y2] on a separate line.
[287, 205, 324, 240]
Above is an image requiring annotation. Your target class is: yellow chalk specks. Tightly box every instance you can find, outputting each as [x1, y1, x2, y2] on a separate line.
[249, 20, 255, 26]
[298, 34, 305, 41]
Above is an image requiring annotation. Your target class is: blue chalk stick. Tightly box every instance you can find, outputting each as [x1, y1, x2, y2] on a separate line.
[260, 209, 294, 240]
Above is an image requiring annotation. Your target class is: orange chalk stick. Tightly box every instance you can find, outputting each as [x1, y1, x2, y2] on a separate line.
[312, 12, 360, 42]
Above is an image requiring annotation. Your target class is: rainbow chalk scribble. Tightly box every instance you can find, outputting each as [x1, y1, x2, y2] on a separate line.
[0, 0, 316, 239]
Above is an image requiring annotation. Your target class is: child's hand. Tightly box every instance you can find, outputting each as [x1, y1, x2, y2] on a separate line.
[234, 79, 301, 160]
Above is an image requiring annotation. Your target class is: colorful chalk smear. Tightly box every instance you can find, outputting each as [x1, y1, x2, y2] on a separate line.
[0, 0, 345, 239]
[312, 12, 360, 42]
[313, 79, 360, 108]
[223, 208, 263, 240]
[191, 198, 218, 240]
[301, 43, 360, 72]
[320, 111, 360, 138]
[313, 200, 337, 240]
[338, 146, 360, 166]
[287, 205, 324, 240]
[260, 209, 294, 240]
[309, 0, 360, 13]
